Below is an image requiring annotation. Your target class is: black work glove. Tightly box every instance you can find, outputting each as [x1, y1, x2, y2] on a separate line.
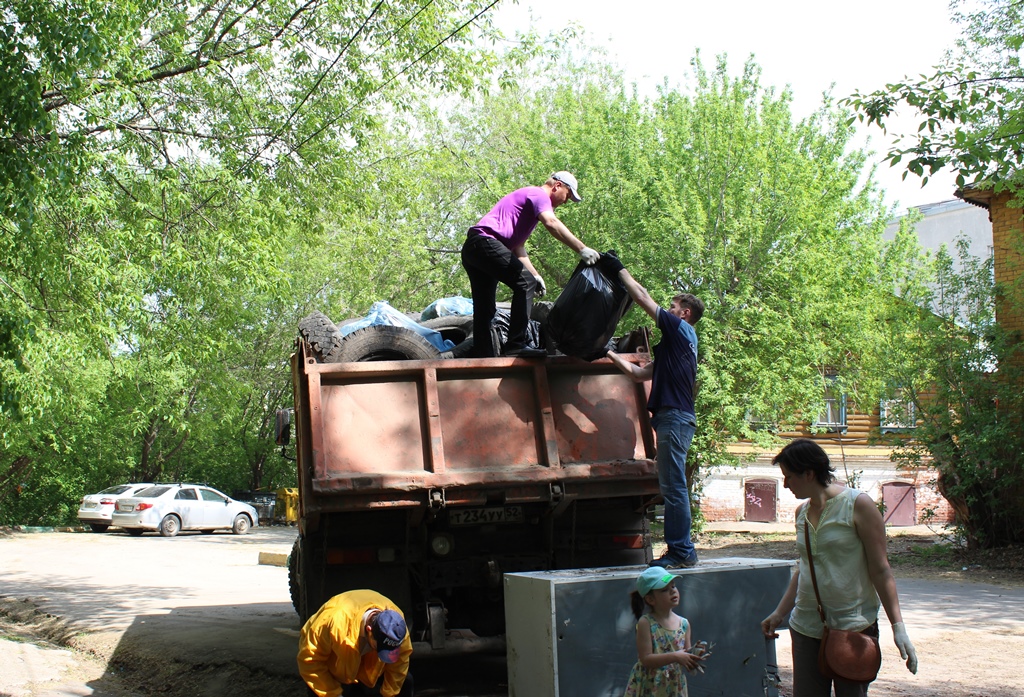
[599, 250, 625, 276]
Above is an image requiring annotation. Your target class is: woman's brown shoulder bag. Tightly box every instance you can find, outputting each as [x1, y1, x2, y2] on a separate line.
[804, 519, 882, 683]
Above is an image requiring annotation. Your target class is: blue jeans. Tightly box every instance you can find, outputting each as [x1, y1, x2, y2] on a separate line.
[651, 408, 696, 561]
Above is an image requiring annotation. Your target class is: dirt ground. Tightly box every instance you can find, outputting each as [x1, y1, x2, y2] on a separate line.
[698, 527, 1024, 588]
[2, 527, 1022, 697]
[695, 528, 1024, 697]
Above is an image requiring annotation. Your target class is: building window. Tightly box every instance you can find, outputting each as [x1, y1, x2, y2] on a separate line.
[880, 389, 916, 432]
[744, 409, 778, 432]
[815, 375, 847, 432]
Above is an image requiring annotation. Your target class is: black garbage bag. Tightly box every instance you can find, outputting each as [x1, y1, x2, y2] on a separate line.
[546, 250, 633, 360]
[489, 308, 543, 354]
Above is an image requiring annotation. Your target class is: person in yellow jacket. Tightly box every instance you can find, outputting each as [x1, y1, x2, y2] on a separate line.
[297, 589, 413, 697]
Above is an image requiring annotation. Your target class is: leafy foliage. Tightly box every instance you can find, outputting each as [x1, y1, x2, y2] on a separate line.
[0, 0, 499, 524]
[846, 0, 1024, 193]
[883, 242, 1024, 549]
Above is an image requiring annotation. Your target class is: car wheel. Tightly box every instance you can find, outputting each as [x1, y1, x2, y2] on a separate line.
[89, 524, 109, 533]
[126, 528, 144, 537]
[232, 514, 251, 535]
[159, 515, 181, 537]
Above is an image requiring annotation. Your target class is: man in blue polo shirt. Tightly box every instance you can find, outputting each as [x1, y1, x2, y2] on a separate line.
[604, 255, 704, 568]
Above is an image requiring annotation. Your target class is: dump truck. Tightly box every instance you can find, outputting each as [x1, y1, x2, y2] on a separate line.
[281, 325, 661, 655]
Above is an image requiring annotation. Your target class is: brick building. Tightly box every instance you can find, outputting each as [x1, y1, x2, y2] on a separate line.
[956, 188, 1024, 350]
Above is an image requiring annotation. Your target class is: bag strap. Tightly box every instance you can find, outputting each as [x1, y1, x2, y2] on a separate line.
[804, 518, 829, 628]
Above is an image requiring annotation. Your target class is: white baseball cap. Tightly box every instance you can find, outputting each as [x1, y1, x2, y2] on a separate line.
[551, 171, 582, 202]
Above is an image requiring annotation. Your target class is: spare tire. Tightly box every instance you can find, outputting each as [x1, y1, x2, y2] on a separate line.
[420, 315, 475, 346]
[299, 311, 344, 363]
[332, 325, 441, 362]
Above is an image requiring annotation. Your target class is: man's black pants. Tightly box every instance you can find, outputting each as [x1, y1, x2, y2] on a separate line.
[460, 233, 537, 357]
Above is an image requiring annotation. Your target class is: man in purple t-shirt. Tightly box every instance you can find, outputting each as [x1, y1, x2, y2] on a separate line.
[461, 171, 600, 357]
[603, 254, 705, 569]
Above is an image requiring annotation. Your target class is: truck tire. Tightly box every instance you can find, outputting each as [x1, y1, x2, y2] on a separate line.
[420, 315, 474, 346]
[299, 311, 344, 363]
[288, 537, 301, 617]
[332, 325, 441, 363]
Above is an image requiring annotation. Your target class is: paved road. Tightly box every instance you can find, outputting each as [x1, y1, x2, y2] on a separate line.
[0, 527, 507, 697]
[0, 526, 299, 696]
[2, 528, 1023, 696]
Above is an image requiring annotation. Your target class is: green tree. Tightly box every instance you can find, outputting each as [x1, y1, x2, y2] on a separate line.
[882, 241, 1024, 549]
[847, 0, 1024, 547]
[392, 49, 911, 491]
[846, 0, 1024, 192]
[0, 0, 502, 523]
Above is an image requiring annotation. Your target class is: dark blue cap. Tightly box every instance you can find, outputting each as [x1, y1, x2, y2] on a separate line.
[372, 610, 407, 663]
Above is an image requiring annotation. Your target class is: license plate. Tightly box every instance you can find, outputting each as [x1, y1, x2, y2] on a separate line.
[83, 502, 97, 509]
[449, 506, 524, 526]
[117, 503, 133, 512]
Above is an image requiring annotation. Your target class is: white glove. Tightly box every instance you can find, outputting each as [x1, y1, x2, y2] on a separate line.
[892, 621, 918, 674]
[534, 275, 547, 297]
[578, 247, 600, 266]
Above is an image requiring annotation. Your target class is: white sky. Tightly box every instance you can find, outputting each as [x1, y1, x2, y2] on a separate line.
[493, 0, 967, 213]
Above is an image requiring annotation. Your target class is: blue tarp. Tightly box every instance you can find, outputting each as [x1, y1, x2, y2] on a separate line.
[339, 301, 456, 352]
[420, 296, 474, 321]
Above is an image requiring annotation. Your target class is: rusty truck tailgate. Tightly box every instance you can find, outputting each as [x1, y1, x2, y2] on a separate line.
[292, 341, 658, 509]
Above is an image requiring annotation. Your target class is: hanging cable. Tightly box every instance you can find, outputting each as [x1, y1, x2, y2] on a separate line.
[292, 0, 503, 153]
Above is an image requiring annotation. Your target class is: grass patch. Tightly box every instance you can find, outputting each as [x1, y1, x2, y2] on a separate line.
[890, 540, 957, 570]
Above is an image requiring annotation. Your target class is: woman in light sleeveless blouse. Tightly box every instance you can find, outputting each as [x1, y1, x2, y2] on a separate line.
[760, 439, 919, 697]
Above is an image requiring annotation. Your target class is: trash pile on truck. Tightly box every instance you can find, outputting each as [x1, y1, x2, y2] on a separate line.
[298, 251, 636, 362]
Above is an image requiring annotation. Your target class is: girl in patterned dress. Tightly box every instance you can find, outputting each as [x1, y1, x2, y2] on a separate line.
[624, 567, 706, 697]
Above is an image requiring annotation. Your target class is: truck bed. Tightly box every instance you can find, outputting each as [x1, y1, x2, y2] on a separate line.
[291, 339, 660, 519]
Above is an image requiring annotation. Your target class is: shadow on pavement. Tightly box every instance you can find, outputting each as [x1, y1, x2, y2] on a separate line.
[90, 603, 509, 697]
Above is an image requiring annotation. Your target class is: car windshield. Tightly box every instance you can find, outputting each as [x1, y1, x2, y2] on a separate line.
[99, 485, 132, 495]
[134, 486, 171, 498]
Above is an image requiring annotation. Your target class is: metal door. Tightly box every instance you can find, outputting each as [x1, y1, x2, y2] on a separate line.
[172, 488, 202, 528]
[199, 487, 233, 527]
[744, 478, 778, 522]
[882, 482, 916, 526]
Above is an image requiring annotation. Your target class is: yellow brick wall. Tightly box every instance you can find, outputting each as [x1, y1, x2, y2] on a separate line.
[990, 192, 1024, 342]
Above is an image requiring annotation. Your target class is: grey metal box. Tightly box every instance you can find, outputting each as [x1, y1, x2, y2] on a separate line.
[505, 558, 793, 697]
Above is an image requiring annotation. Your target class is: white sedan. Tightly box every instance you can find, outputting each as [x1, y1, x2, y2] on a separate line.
[78, 483, 155, 533]
[112, 483, 259, 537]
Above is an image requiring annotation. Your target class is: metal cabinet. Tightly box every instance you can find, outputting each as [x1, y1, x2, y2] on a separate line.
[505, 558, 793, 697]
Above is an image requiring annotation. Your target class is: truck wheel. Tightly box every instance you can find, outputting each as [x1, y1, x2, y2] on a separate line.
[420, 316, 474, 346]
[299, 311, 345, 363]
[332, 325, 441, 362]
[288, 537, 301, 617]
